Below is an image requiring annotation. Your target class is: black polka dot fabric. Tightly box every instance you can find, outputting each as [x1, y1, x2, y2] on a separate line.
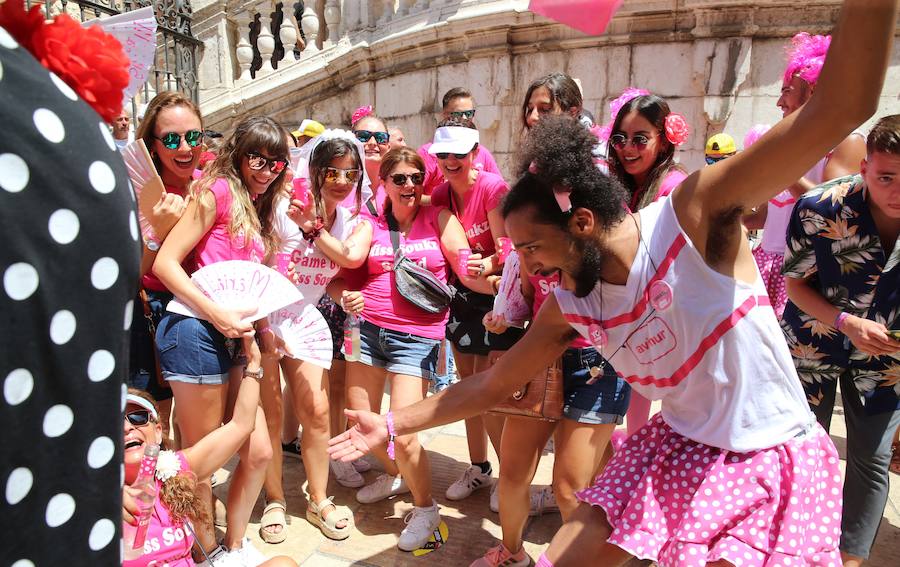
[0, 26, 141, 565]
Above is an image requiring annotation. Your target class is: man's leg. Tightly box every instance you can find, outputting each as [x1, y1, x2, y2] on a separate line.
[838, 372, 900, 563]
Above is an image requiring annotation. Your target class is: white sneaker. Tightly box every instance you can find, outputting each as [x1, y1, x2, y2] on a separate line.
[446, 465, 492, 500]
[331, 459, 365, 488]
[397, 502, 441, 551]
[351, 457, 372, 473]
[356, 473, 410, 504]
[236, 537, 267, 567]
[489, 485, 559, 517]
[205, 545, 243, 567]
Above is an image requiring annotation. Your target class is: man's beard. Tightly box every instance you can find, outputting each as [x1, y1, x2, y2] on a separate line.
[571, 237, 604, 298]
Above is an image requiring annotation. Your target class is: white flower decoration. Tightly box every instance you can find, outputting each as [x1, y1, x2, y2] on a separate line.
[155, 450, 181, 483]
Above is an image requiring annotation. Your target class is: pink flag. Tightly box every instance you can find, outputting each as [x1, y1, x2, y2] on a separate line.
[528, 0, 623, 36]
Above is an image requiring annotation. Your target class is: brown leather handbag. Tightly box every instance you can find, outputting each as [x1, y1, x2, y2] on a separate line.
[487, 350, 564, 421]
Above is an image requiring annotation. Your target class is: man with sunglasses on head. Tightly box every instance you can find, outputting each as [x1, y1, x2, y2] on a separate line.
[418, 87, 504, 194]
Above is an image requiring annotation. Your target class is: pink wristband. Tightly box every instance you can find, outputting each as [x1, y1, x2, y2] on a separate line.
[834, 312, 850, 331]
[385, 411, 396, 461]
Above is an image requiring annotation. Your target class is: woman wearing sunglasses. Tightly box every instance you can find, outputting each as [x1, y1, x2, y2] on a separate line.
[427, 120, 524, 506]
[351, 107, 392, 211]
[128, 92, 206, 445]
[331, 147, 493, 551]
[153, 116, 289, 563]
[254, 132, 374, 541]
[122, 337, 298, 567]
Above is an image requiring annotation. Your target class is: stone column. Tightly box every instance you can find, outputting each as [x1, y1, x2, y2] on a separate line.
[324, 0, 341, 48]
[279, 3, 300, 65]
[300, 4, 321, 54]
[234, 10, 255, 81]
[256, 0, 276, 74]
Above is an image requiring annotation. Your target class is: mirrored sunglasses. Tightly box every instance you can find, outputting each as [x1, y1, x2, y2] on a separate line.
[125, 409, 153, 427]
[354, 130, 390, 145]
[449, 109, 476, 120]
[156, 129, 204, 150]
[324, 167, 361, 184]
[609, 133, 651, 151]
[389, 172, 425, 186]
[246, 152, 288, 174]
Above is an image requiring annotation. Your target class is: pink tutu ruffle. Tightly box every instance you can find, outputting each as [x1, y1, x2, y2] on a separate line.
[576, 414, 842, 567]
[752, 247, 787, 319]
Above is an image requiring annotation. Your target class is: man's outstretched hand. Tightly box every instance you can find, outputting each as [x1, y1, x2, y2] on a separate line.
[327, 409, 389, 461]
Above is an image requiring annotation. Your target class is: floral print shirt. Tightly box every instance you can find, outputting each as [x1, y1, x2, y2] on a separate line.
[780, 174, 900, 414]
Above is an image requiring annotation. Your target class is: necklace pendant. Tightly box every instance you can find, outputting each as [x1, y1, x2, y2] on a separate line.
[586, 362, 606, 385]
[649, 280, 674, 311]
[588, 323, 608, 349]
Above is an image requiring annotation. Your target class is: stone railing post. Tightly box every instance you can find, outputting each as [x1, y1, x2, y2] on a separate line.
[255, 0, 276, 73]
[278, 2, 301, 65]
[340, 0, 360, 35]
[377, 0, 394, 26]
[411, 0, 430, 14]
[300, 4, 321, 54]
[324, 0, 341, 47]
[233, 10, 255, 81]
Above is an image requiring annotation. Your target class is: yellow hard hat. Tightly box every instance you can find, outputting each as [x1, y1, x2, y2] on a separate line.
[705, 133, 737, 157]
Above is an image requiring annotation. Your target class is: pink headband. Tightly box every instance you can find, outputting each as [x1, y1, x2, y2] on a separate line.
[351, 105, 373, 126]
[597, 87, 651, 141]
[782, 32, 831, 88]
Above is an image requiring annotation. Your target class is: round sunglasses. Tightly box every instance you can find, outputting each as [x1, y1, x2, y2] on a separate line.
[125, 409, 154, 427]
[609, 133, 652, 151]
[353, 130, 390, 145]
[388, 172, 425, 186]
[324, 167, 361, 184]
[246, 152, 288, 174]
[155, 129, 204, 150]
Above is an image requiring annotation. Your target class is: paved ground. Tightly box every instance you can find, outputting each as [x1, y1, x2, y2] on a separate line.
[213, 396, 900, 566]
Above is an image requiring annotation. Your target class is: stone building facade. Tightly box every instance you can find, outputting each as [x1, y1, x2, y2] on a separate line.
[194, 0, 900, 174]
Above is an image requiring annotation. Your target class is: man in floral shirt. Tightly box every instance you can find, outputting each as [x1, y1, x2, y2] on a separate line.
[781, 114, 900, 565]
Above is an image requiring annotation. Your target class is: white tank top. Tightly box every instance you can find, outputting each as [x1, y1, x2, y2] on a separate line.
[555, 199, 812, 452]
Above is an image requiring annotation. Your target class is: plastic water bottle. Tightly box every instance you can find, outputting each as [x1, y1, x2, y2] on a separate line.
[344, 314, 361, 362]
[123, 443, 160, 558]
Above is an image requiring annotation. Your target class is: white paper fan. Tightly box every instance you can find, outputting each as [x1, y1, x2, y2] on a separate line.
[493, 251, 531, 328]
[121, 138, 165, 242]
[167, 261, 303, 324]
[268, 302, 334, 370]
[84, 7, 158, 100]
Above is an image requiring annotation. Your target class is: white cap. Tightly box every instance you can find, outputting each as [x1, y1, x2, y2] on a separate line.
[428, 126, 479, 155]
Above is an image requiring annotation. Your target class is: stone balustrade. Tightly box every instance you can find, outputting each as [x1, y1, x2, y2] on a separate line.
[193, 0, 900, 174]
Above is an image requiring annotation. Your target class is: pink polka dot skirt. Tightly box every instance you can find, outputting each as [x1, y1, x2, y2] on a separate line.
[752, 247, 787, 319]
[576, 414, 842, 566]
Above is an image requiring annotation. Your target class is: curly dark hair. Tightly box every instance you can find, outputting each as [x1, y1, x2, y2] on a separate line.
[502, 115, 627, 231]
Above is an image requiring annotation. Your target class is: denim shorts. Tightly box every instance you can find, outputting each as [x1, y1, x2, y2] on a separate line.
[155, 313, 234, 385]
[561, 347, 630, 424]
[357, 319, 440, 382]
[127, 290, 174, 401]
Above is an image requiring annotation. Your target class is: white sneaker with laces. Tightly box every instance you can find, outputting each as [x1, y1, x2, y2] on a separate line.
[446, 465, 492, 500]
[236, 537, 267, 567]
[489, 485, 559, 516]
[356, 473, 410, 504]
[397, 502, 441, 551]
[331, 459, 365, 488]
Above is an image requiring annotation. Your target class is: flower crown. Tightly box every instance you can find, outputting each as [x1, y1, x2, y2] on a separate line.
[0, 0, 130, 122]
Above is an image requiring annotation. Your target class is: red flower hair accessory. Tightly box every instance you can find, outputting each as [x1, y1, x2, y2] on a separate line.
[0, 1, 130, 123]
[664, 113, 690, 146]
[351, 105, 373, 126]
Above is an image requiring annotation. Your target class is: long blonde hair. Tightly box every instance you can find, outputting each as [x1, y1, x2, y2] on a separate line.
[192, 116, 288, 249]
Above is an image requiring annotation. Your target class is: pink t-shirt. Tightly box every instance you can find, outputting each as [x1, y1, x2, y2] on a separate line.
[143, 170, 202, 292]
[431, 171, 508, 256]
[628, 168, 687, 211]
[527, 273, 590, 348]
[419, 143, 502, 195]
[191, 177, 265, 272]
[359, 206, 449, 340]
[124, 452, 194, 567]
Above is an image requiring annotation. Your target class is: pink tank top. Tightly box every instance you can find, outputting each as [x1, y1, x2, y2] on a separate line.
[359, 206, 449, 340]
[124, 452, 194, 567]
[431, 171, 508, 256]
[191, 178, 265, 272]
[142, 170, 202, 292]
[527, 273, 589, 348]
